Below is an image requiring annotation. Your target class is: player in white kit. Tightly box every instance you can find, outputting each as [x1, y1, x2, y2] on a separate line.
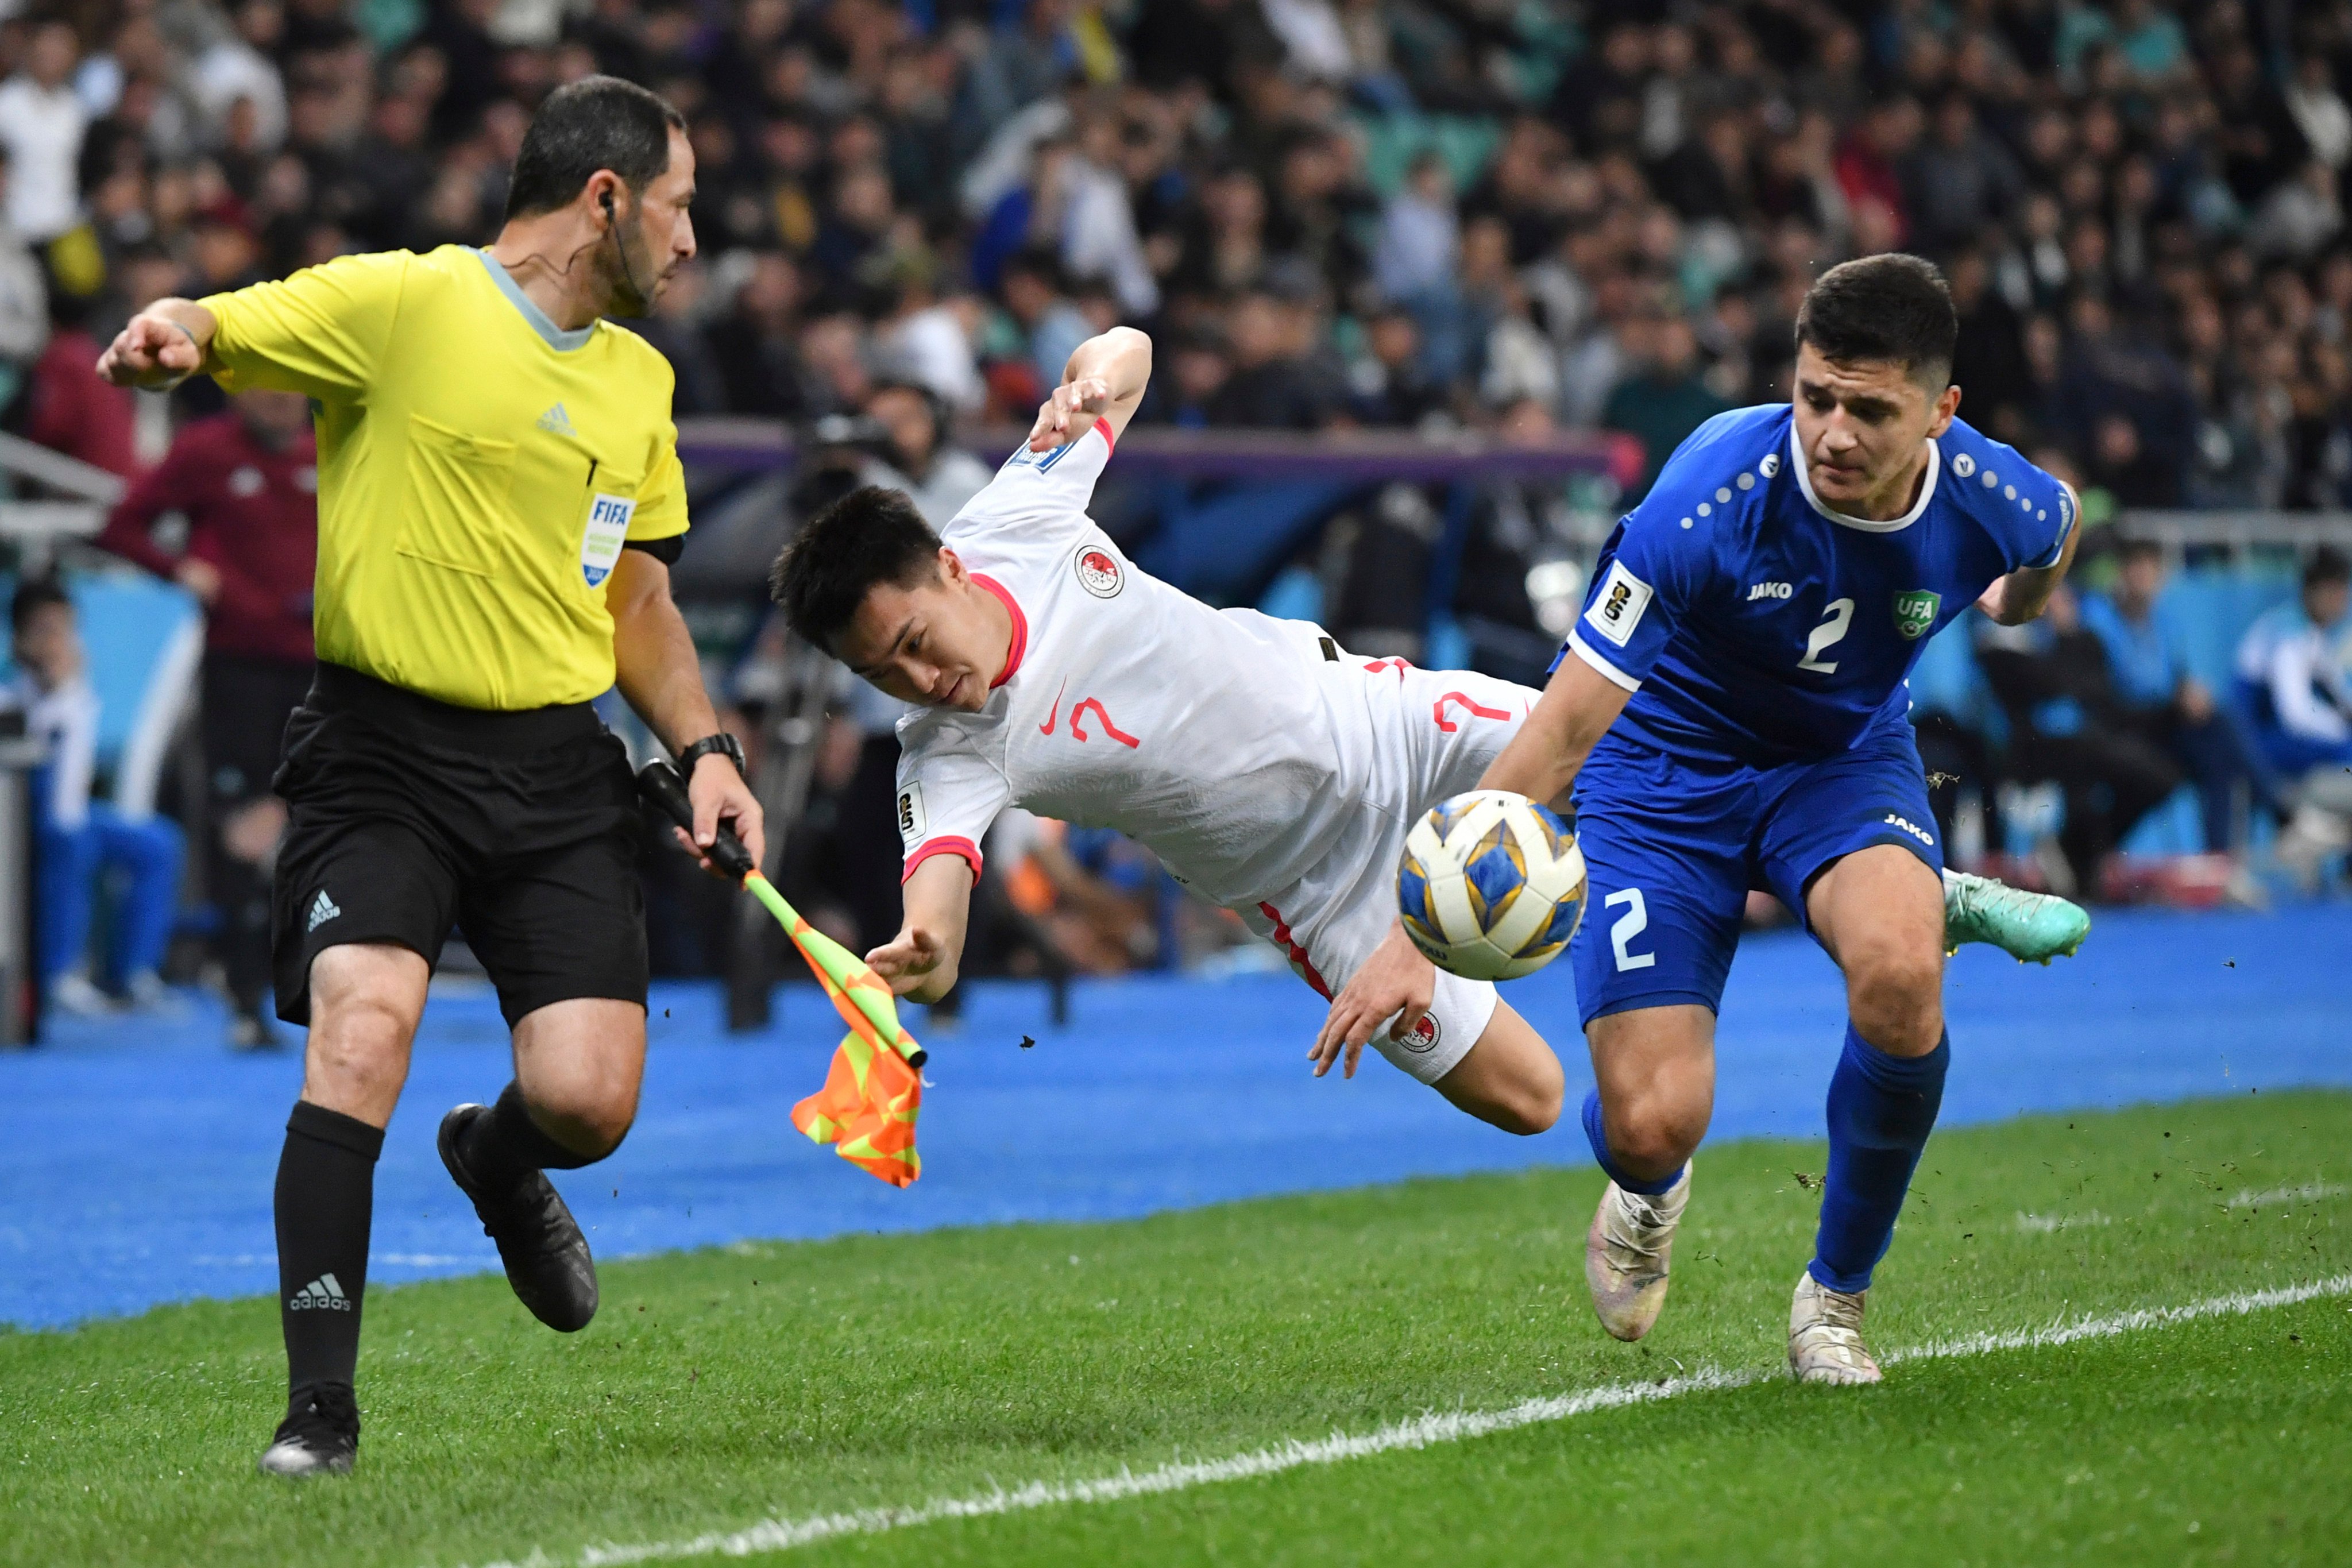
[768, 327, 1571, 1133]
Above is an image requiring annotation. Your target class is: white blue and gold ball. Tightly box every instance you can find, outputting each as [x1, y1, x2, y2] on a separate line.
[1397, 790, 1587, 982]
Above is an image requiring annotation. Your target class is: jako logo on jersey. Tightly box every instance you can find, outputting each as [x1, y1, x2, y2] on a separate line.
[1398, 1013, 1442, 1055]
[1073, 544, 1124, 598]
[1584, 560, 1652, 647]
[1883, 813, 1935, 846]
[1747, 581, 1793, 601]
[1893, 589, 1941, 639]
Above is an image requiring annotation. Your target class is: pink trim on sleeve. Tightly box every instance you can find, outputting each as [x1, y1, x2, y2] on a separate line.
[902, 836, 984, 883]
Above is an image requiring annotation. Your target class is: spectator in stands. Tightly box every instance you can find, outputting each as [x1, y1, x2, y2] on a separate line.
[1347, 304, 1446, 428]
[9, 578, 184, 1017]
[1604, 312, 1730, 502]
[2081, 537, 2278, 857]
[705, 251, 820, 420]
[0, 22, 87, 245]
[858, 381, 992, 524]
[98, 387, 319, 1047]
[0, 148, 48, 416]
[2235, 545, 2352, 890]
[994, 811, 1162, 975]
[1978, 582, 2184, 895]
[999, 246, 1092, 397]
[26, 291, 137, 478]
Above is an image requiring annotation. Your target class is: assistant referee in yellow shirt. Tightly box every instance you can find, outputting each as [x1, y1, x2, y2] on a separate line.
[98, 76, 763, 1478]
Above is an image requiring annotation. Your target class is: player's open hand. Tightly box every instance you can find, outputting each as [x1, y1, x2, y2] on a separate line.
[1311, 920, 1436, 1080]
[866, 926, 947, 996]
[1026, 376, 1114, 453]
[677, 751, 766, 879]
[96, 311, 203, 389]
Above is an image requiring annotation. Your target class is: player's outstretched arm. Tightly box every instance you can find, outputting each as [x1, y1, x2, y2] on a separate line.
[1976, 486, 2083, 625]
[95, 299, 217, 389]
[1026, 327, 1152, 453]
[868, 853, 974, 1003]
[1314, 656, 1631, 1076]
[1478, 654, 1633, 808]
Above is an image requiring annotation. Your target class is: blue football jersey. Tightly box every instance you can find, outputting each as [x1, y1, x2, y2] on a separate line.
[1561, 404, 2075, 767]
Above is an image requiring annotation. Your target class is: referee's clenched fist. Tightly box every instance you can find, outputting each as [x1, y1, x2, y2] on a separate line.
[101, 75, 759, 1479]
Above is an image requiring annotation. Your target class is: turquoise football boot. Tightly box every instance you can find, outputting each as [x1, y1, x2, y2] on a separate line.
[1941, 868, 2091, 963]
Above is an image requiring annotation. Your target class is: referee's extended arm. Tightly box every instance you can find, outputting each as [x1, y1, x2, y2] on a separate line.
[608, 546, 765, 873]
[96, 298, 218, 388]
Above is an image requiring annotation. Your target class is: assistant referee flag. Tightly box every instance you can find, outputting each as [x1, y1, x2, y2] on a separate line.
[199, 244, 690, 710]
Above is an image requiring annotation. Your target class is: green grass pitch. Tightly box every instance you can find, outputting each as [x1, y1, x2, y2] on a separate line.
[3, 1091, 2346, 1567]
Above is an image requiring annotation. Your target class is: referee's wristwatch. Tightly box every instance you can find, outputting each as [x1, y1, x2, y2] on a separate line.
[677, 732, 747, 781]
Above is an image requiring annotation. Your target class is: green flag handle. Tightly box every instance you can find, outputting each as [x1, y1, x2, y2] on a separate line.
[638, 759, 929, 1071]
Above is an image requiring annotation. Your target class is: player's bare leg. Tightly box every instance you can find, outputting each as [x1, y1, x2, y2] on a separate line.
[1430, 1001, 1565, 1136]
[1794, 845, 1948, 1384]
[260, 943, 427, 1477]
[1579, 1003, 1713, 1341]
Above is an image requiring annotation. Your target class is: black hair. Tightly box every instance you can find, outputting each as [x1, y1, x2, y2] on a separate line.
[11, 574, 69, 634]
[769, 486, 944, 653]
[503, 76, 687, 221]
[2304, 543, 2351, 592]
[2115, 534, 2163, 563]
[1794, 253, 1957, 387]
[1000, 245, 1067, 293]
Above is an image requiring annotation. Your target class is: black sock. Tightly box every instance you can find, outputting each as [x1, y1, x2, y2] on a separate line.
[459, 1081, 600, 1190]
[275, 1100, 384, 1402]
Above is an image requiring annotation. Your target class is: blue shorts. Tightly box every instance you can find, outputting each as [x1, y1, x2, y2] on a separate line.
[1566, 723, 1942, 1028]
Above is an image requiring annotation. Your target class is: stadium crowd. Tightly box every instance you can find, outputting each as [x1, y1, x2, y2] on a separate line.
[1, 0, 2350, 1032]
[0, 0, 2343, 502]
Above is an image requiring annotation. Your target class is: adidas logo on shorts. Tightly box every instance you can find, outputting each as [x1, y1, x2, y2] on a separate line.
[307, 889, 342, 933]
[289, 1273, 353, 1311]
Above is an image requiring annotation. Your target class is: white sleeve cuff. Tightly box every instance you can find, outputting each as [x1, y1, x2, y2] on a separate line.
[1566, 629, 1642, 693]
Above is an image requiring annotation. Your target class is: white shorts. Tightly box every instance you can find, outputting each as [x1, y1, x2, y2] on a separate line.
[1236, 657, 1539, 1085]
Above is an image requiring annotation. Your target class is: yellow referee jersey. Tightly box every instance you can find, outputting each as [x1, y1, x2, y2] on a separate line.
[199, 246, 690, 710]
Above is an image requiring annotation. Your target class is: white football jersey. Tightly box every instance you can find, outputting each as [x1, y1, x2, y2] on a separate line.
[895, 419, 1404, 910]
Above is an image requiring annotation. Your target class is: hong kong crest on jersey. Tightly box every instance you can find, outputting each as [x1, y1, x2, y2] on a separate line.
[1893, 589, 1940, 639]
[1073, 543, 1125, 598]
[1397, 1013, 1442, 1055]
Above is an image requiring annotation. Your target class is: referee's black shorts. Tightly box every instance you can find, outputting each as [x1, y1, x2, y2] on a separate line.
[270, 662, 648, 1028]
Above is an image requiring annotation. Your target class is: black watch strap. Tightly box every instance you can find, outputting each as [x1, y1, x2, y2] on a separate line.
[678, 732, 746, 777]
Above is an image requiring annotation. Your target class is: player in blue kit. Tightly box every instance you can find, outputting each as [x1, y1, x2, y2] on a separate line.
[1319, 254, 2087, 1382]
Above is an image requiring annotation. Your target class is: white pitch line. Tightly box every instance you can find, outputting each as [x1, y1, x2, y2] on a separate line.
[2230, 1180, 2345, 1210]
[458, 1274, 2352, 1568]
[2014, 1210, 2112, 1234]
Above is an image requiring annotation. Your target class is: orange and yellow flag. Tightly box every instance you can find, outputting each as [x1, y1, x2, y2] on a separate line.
[746, 873, 924, 1187]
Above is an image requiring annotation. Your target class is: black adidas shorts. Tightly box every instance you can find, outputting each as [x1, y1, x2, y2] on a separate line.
[271, 663, 648, 1029]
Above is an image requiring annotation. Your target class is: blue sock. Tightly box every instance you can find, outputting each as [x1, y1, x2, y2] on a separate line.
[1580, 1089, 1685, 1198]
[1810, 1024, 1949, 1294]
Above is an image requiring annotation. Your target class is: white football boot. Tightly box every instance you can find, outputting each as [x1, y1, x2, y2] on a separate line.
[1582, 1163, 1691, 1342]
[1788, 1270, 1882, 1384]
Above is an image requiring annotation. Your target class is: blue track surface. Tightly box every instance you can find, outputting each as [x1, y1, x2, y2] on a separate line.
[5, 903, 2348, 1330]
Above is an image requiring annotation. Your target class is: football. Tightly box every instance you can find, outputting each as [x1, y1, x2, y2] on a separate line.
[1397, 790, 1587, 982]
